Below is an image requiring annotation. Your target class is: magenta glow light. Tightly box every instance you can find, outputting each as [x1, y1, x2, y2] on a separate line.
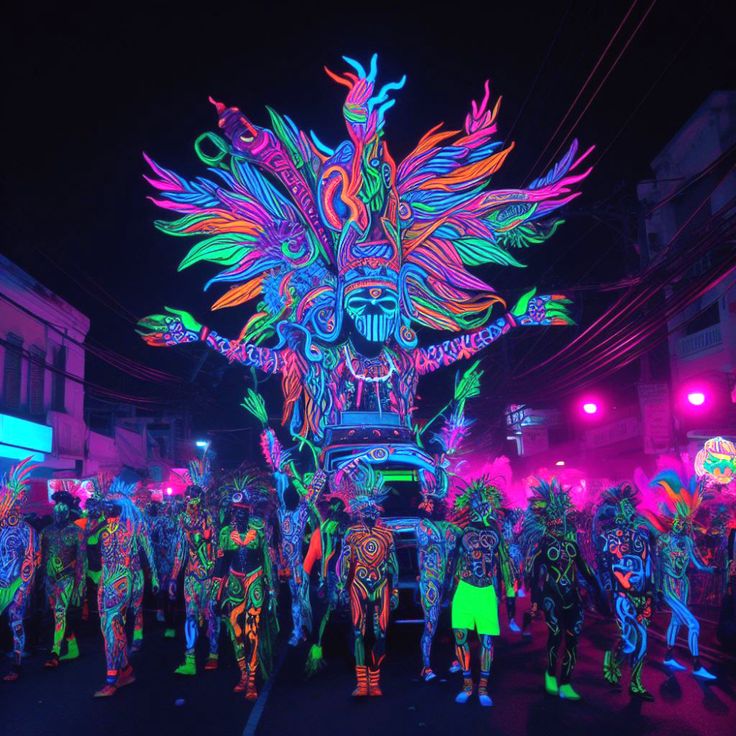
[687, 391, 706, 406]
[582, 402, 598, 415]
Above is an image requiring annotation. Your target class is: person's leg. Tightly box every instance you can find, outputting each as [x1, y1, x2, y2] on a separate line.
[176, 575, 201, 674]
[224, 575, 249, 692]
[243, 575, 264, 700]
[663, 594, 687, 669]
[350, 588, 369, 696]
[542, 596, 562, 695]
[368, 588, 389, 696]
[419, 574, 441, 680]
[478, 635, 494, 706]
[558, 603, 583, 700]
[46, 578, 73, 666]
[3, 591, 28, 681]
[203, 579, 220, 670]
[130, 568, 145, 651]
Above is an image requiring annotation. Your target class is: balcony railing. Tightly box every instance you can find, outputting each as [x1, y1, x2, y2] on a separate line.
[678, 324, 722, 358]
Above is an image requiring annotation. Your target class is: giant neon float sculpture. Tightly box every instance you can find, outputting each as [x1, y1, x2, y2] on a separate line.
[137, 54, 590, 501]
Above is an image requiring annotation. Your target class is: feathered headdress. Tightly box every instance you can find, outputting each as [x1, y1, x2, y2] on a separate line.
[0, 457, 37, 520]
[187, 456, 213, 490]
[328, 459, 389, 518]
[141, 55, 588, 347]
[645, 470, 709, 534]
[224, 469, 274, 512]
[452, 476, 503, 512]
[594, 483, 646, 533]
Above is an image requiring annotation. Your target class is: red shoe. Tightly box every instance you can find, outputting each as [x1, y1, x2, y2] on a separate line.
[44, 654, 60, 669]
[117, 665, 136, 688]
[352, 665, 368, 697]
[245, 671, 258, 701]
[233, 673, 248, 693]
[204, 655, 219, 671]
[368, 668, 383, 696]
[94, 683, 118, 698]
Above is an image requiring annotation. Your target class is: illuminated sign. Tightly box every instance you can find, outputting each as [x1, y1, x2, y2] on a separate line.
[0, 413, 52, 461]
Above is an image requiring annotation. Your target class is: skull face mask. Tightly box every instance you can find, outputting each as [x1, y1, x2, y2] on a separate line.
[344, 284, 399, 343]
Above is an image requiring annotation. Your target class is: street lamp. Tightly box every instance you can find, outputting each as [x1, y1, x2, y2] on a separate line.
[555, 460, 566, 467]
[195, 440, 209, 449]
[686, 391, 706, 407]
[582, 402, 599, 415]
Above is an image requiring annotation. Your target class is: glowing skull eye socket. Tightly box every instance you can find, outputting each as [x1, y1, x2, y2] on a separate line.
[232, 492, 244, 504]
[369, 288, 383, 298]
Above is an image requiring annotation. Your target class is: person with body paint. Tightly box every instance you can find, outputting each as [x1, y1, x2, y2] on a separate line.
[0, 458, 40, 682]
[450, 478, 514, 706]
[41, 490, 86, 668]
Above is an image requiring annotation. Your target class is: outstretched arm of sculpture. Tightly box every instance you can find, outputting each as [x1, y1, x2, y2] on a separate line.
[137, 308, 284, 374]
[414, 289, 573, 375]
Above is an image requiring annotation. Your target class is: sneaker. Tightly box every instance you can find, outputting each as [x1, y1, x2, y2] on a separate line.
[204, 655, 219, 671]
[558, 683, 581, 701]
[60, 637, 80, 661]
[663, 658, 687, 672]
[117, 665, 136, 688]
[163, 628, 176, 639]
[44, 653, 60, 669]
[544, 672, 559, 695]
[421, 667, 436, 682]
[93, 683, 117, 698]
[455, 678, 473, 704]
[478, 691, 493, 707]
[448, 660, 462, 674]
[692, 666, 717, 681]
[509, 619, 521, 633]
[630, 685, 654, 701]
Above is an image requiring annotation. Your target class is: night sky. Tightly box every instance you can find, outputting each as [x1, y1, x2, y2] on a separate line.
[3, 1, 733, 465]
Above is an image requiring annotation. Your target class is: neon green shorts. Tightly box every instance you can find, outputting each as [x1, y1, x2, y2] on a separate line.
[451, 580, 500, 635]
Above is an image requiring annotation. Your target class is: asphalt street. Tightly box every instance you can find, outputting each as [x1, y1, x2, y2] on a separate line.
[1, 596, 734, 736]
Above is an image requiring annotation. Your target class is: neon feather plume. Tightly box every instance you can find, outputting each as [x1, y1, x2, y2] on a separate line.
[0, 457, 37, 519]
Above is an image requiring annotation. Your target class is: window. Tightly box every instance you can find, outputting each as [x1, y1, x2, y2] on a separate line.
[685, 302, 720, 336]
[3, 334, 22, 410]
[51, 345, 66, 412]
[28, 347, 45, 416]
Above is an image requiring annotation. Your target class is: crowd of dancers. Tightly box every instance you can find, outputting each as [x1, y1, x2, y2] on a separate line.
[0, 445, 734, 708]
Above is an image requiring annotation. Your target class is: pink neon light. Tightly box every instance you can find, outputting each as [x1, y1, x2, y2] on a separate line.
[687, 391, 705, 406]
[582, 402, 598, 415]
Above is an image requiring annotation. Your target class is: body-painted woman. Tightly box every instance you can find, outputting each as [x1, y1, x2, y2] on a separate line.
[213, 479, 276, 700]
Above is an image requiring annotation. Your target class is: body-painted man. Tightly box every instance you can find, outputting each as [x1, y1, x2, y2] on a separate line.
[41, 490, 86, 668]
[595, 484, 654, 700]
[416, 505, 461, 682]
[335, 462, 398, 697]
[648, 471, 716, 679]
[0, 459, 39, 681]
[213, 479, 276, 700]
[524, 479, 607, 701]
[128, 509, 158, 652]
[148, 501, 179, 637]
[450, 479, 513, 706]
[170, 484, 220, 675]
[87, 480, 160, 697]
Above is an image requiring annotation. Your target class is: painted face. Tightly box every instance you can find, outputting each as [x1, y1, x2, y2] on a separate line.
[344, 284, 399, 342]
[53, 502, 70, 525]
[470, 496, 495, 525]
[615, 500, 636, 527]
